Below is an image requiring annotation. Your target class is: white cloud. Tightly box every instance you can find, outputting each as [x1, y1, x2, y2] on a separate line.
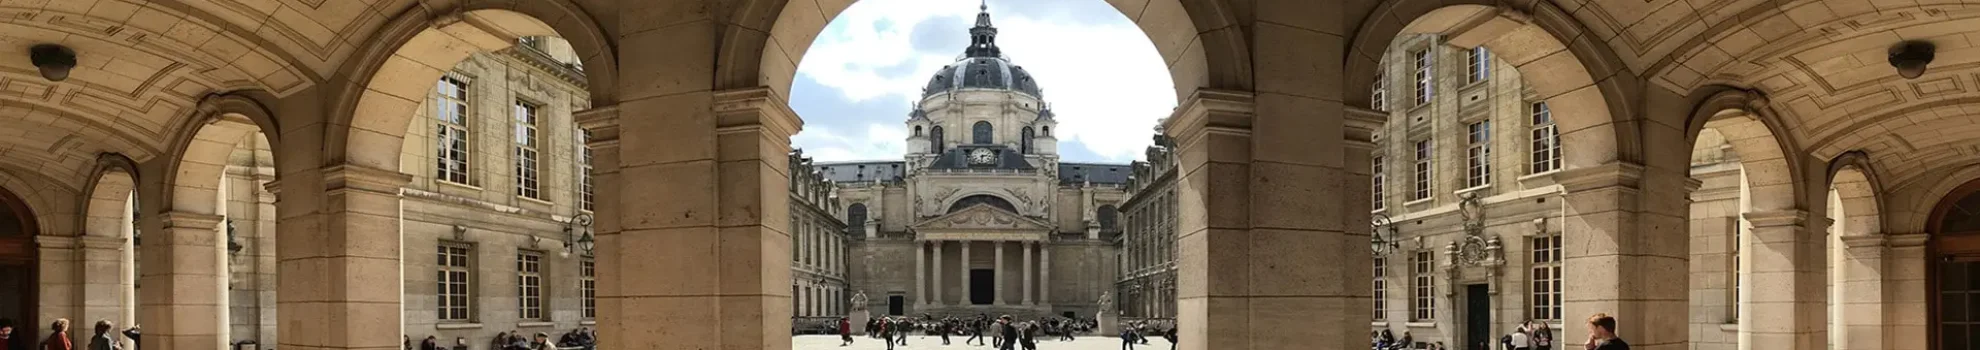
[792, 122, 909, 161]
[794, 0, 1175, 163]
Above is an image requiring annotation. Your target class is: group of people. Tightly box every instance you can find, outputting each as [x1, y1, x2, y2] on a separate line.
[407, 328, 596, 350]
[840, 314, 1107, 350]
[0, 318, 138, 350]
[1369, 313, 1630, 350]
[1114, 321, 1176, 350]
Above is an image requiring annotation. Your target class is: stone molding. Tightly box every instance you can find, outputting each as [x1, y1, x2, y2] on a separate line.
[77, 235, 126, 250]
[1887, 232, 1929, 247]
[1840, 235, 1887, 249]
[34, 235, 79, 249]
[713, 87, 803, 140]
[574, 104, 620, 148]
[1160, 89, 1255, 154]
[1345, 106, 1386, 150]
[1555, 161, 1644, 193]
[159, 211, 226, 230]
[322, 163, 413, 195]
[1741, 210, 1807, 228]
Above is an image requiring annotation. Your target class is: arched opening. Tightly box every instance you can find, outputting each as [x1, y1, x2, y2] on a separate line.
[972, 121, 993, 145]
[1021, 127, 1035, 154]
[79, 158, 140, 336]
[1680, 89, 1815, 350]
[1098, 204, 1118, 232]
[848, 203, 868, 237]
[931, 126, 947, 155]
[0, 185, 39, 339]
[1825, 156, 1886, 350]
[156, 112, 276, 348]
[948, 195, 1018, 214]
[1929, 177, 1980, 350]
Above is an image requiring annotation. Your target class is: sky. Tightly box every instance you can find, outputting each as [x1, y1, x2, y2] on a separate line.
[788, 0, 1177, 163]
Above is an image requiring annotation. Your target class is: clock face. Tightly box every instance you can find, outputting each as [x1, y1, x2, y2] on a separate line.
[969, 149, 997, 165]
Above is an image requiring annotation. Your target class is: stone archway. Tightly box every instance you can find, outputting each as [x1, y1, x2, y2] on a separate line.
[1925, 177, 1980, 350]
[0, 185, 39, 345]
[74, 154, 141, 341]
[150, 109, 271, 350]
[1825, 151, 1894, 350]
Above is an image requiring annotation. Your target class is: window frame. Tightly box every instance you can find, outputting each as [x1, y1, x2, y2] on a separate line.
[1529, 102, 1562, 174]
[434, 75, 474, 185]
[579, 129, 595, 211]
[1412, 49, 1434, 106]
[1530, 234, 1563, 322]
[1373, 70, 1388, 112]
[1373, 155, 1386, 211]
[1467, 47, 1491, 84]
[517, 250, 546, 321]
[1374, 255, 1388, 321]
[513, 100, 543, 200]
[1412, 250, 1436, 321]
[437, 242, 475, 322]
[1466, 121, 1492, 188]
[1413, 140, 1432, 201]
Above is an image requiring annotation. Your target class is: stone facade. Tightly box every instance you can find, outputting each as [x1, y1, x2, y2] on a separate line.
[789, 151, 851, 319]
[1117, 135, 1178, 320]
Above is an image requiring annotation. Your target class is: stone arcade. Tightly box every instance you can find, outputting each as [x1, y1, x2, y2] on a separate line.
[2, 1, 1980, 350]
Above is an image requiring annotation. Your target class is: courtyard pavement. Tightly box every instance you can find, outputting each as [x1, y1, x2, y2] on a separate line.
[794, 335, 1177, 350]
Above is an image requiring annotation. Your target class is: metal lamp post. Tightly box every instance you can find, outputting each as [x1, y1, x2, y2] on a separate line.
[563, 213, 594, 257]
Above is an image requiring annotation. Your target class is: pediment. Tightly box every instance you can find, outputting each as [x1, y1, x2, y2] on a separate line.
[912, 204, 1052, 231]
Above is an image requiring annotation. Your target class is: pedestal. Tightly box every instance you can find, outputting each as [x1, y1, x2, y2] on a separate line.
[1097, 311, 1119, 335]
[849, 309, 871, 336]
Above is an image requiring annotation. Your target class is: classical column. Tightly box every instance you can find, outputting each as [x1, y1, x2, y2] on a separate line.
[1041, 244, 1050, 306]
[954, 240, 962, 302]
[1023, 241, 1034, 305]
[1887, 233, 1929, 350]
[1738, 210, 1824, 350]
[271, 164, 410, 350]
[141, 212, 228, 350]
[77, 235, 129, 341]
[1556, 161, 1691, 349]
[1836, 234, 1887, 350]
[994, 240, 1006, 305]
[916, 240, 928, 306]
[933, 240, 944, 306]
[35, 236, 82, 346]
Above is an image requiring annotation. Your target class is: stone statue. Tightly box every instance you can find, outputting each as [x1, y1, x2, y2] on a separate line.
[1096, 291, 1113, 312]
[850, 290, 869, 311]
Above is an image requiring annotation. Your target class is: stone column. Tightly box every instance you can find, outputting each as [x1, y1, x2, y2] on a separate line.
[917, 240, 928, 306]
[961, 240, 972, 304]
[1166, 87, 1367, 350]
[1557, 162, 1691, 349]
[35, 236, 83, 346]
[270, 164, 409, 350]
[933, 240, 944, 306]
[994, 240, 1006, 305]
[77, 235, 129, 340]
[1041, 244, 1050, 306]
[1738, 210, 1823, 350]
[1886, 233, 1928, 350]
[1836, 234, 1886, 350]
[1023, 241, 1033, 305]
[141, 211, 227, 350]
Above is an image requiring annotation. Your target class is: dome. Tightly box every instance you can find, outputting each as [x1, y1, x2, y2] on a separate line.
[923, 57, 1043, 98]
[918, 3, 1043, 99]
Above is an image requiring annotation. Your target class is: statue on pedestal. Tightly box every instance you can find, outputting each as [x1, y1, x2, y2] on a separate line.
[1096, 291, 1119, 335]
[848, 290, 871, 335]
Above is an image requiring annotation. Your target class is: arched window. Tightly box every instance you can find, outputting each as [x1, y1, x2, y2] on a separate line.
[930, 126, 946, 154]
[972, 121, 993, 144]
[914, 125, 924, 137]
[1021, 127, 1035, 154]
[1098, 205, 1119, 231]
[1041, 126, 1050, 136]
[948, 195, 1017, 214]
[847, 203, 868, 236]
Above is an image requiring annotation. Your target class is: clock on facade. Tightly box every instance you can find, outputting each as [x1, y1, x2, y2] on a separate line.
[969, 148, 997, 165]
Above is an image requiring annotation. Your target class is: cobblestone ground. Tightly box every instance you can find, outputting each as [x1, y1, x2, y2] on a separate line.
[794, 335, 1177, 350]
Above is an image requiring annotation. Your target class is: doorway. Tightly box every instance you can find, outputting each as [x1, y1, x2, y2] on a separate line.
[0, 187, 38, 336]
[1933, 178, 1980, 350]
[971, 269, 993, 305]
[1465, 284, 1491, 350]
[888, 295, 905, 316]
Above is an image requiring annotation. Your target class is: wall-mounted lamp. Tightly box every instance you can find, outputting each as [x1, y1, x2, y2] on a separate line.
[30, 44, 75, 82]
[1889, 41, 1937, 80]
[562, 213, 594, 258]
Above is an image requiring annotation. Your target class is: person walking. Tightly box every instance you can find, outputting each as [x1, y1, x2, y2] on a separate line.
[40, 319, 71, 350]
[878, 318, 895, 350]
[86, 321, 118, 350]
[997, 316, 1019, 350]
[894, 318, 909, 346]
[939, 318, 952, 345]
[1532, 322, 1554, 350]
[839, 317, 854, 346]
[1163, 327, 1177, 350]
[1018, 322, 1037, 350]
[967, 317, 986, 346]
[1118, 324, 1137, 350]
[1584, 314, 1628, 350]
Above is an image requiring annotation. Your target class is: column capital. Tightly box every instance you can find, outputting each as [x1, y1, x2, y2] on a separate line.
[77, 235, 127, 249]
[159, 211, 225, 229]
[1556, 161, 1644, 192]
[1344, 106, 1385, 151]
[1888, 232, 1929, 247]
[34, 235, 80, 249]
[1161, 90, 1255, 162]
[322, 163, 411, 195]
[713, 87, 803, 140]
[1741, 210, 1808, 228]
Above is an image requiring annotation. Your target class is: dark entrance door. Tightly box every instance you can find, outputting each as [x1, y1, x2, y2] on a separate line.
[971, 269, 994, 305]
[1465, 284, 1491, 350]
[1941, 259, 1980, 349]
[0, 189, 38, 339]
[888, 295, 905, 316]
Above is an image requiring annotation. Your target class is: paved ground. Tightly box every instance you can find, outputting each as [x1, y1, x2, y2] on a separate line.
[794, 335, 1177, 350]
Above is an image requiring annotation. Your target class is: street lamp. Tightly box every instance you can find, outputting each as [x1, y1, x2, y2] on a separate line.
[1370, 212, 1400, 257]
[562, 213, 594, 257]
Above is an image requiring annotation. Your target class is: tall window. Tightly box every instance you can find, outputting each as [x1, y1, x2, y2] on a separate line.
[1466, 121, 1492, 188]
[513, 101, 541, 199]
[1412, 140, 1431, 200]
[1021, 126, 1035, 154]
[517, 252, 544, 320]
[930, 126, 946, 154]
[972, 121, 994, 144]
[1372, 71, 1388, 112]
[1372, 156, 1386, 210]
[1374, 256, 1388, 321]
[1730, 217, 1743, 322]
[437, 244, 472, 321]
[1529, 102, 1561, 173]
[1531, 235, 1562, 321]
[1467, 47, 1490, 84]
[848, 204, 868, 236]
[1412, 250, 1436, 321]
[581, 258, 595, 319]
[579, 129, 595, 211]
[1412, 49, 1433, 105]
[434, 76, 472, 184]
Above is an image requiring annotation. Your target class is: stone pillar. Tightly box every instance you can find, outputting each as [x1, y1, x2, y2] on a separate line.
[917, 240, 928, 306]
[1023, 241, 1033, 306]
[271, 164, 409, 350]
[1041, 243, 1050, 306]
[994, 240, 1006, 305]
[961, 240, 972, 305]
[35, 236, 82, 346]
[77, 236, 129, 340]
[1557, 162, 1691, 349]
[1886, 233, 1928, 350]
[141, 211, 227, 350]
[1165, 87, 1364, 350]
[1836, 234, 1886, 350]
[1738, 210, 1823, 350]
[933, 240, 944, 306]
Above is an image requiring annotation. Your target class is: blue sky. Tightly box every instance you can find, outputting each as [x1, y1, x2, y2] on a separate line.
[789, 0, 1177, 163]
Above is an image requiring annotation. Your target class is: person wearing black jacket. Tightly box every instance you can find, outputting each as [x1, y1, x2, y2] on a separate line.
[996, 316, 1019, 350]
